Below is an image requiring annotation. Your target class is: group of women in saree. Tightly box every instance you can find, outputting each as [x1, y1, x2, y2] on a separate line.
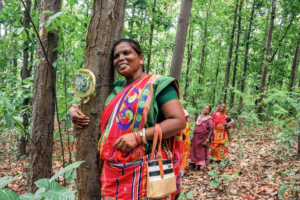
[69, 38, 233, 199]
[186, 103, 234, 171]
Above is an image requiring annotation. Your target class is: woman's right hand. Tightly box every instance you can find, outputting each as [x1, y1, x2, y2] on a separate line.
[69, 107, 90, 128]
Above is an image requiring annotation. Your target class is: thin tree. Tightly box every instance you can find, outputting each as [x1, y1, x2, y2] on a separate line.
[146, 0, 156, 74]
[0, 0, 2, 36]
[19, 0, 32, 157]
[27, 0, 62, 193]
[223, 0, 239, 103]
[257, 1, 276, 114]
[238, 0, 256, 112]
[229, 0, 243, 108]
[170, 0, 193, 81]
[198, 0, 212, 84]
[76, 1, 126, 199]
[183, 24, 193, 101]
[290, 28, 300, 92]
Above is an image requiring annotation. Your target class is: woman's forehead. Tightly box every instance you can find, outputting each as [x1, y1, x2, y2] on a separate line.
[114, 42, 133, 54]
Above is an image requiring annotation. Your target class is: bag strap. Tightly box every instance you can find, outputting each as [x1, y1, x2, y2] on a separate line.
[149, 124, 165, 179]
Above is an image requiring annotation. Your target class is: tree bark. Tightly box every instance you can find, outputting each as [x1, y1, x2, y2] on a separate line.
[289, 28, 300, 92]
[27, 0, 62, 193]
[198, 0, 212, 84]
[229, 0, 243, 108]
[257, 1, 276, 114]
[146, 0, 156, 74]
[238, 0, 255, 112]
[183, 26, 193, 101]
[76, 1, 126, 199]
[223, 0, 239, 103]
[19, 0, 32, 158]
[170, 0, 193, 81]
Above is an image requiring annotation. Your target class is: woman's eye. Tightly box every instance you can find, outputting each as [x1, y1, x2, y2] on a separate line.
[124, 51, 130, 55]
[114, 55, 119, 59]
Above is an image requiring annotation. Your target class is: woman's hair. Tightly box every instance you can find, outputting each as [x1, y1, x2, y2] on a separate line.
[206, 105, 211, 112]
[111, 38, 145, 72]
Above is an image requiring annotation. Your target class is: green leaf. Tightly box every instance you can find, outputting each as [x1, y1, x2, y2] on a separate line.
[209, 180, 221, 187]
[42, 187, 75, 200]
[64, 169, 72, 180]
[208, 171, 219, 178]
[35, 178, 50, 189]
[0, 189, 19, 200]
[0, 176, 18, 189]
[34, 187, 46, 199]
[16, 27, 24, 35]
[279, 183, 288, 196]
[50, 181, 62, 189]
[68, 134, 74, 142]
[3, 111, 12, 127]
[19, 193, 35, 200]
[179, 193, 187, 199]
[66, 116, 72, 129]
[22, 78, 30, 84]
[49, 161, 85, 183]
[66, 169, 77, 183]
[43, 10, 54, 14]
[186, 190, 194, 198]
[21, 29, 27, 41]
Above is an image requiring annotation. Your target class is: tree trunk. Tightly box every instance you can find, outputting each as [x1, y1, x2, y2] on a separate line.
[238, 0, 255, 112]
[289, 28, 300, 92]
[223, 0, 239, 103]
[0, 0, 2, 36]
[183, 26, 193, 101]
[27, 0, 62, 193]
[19, 0, 32, 158]
[257, 2, 276, 114]
[198, 0, 212, 84]
[146, 0, 156, 74]
[170, 0, 193, 81]
[213, 30, 223, 106]
[76, 1, 126, 199]
[229, 0, 243, 108]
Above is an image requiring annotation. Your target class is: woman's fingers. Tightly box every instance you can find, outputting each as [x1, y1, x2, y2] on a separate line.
[114, 137, 122, 148]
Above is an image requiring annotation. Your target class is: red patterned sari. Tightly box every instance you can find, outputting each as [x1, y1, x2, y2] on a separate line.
[98, 75, 183, 200]
[209, 105, 229, 161]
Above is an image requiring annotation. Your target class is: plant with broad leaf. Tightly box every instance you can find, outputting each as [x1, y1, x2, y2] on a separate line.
[179, 190, 194, 199]
[0, 161, 84, 200]
[208, 171, 238, 190]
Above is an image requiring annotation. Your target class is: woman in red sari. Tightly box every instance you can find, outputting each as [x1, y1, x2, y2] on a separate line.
[210, 103, 234, 161]
[69, 39, 186, 200]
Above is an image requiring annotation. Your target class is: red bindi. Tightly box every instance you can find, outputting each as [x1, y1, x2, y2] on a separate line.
[117, 42, 123, 46]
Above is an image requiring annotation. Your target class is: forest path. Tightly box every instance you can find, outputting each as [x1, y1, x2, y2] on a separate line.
[1, 121, 300, 199]
[181, 121, 300, 200]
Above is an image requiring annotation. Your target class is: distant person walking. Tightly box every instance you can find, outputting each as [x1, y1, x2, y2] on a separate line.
[210, 103, 234, 161]
[189, 106, 214, 170]
[182, 109, 191, 175]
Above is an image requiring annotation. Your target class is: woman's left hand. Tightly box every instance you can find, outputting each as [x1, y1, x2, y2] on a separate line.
[203, 140, 210, 147]
[113, 133, 139, 152]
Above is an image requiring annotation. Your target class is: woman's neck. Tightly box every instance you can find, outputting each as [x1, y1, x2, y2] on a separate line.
[125, 71, 146, 86]
[203, 113, 208, 117]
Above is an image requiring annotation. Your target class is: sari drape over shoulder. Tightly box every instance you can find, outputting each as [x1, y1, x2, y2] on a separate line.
[210, 105, 229, 161]
[98, 75, 183, 200]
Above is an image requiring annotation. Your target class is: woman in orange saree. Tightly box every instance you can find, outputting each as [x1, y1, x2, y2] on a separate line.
[210, 103, 233, 161]
[181, 110, 190, 175]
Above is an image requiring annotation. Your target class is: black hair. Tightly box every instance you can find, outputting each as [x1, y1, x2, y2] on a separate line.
[111, 38, 145, 72]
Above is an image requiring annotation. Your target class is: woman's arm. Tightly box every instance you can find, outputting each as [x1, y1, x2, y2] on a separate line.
[114, 99, 186, 152]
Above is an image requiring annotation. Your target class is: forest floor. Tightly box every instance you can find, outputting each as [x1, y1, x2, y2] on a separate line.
[1, 120, 300, 199]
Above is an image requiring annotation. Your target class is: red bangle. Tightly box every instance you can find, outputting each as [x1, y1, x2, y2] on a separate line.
[70, 105, 78, 109]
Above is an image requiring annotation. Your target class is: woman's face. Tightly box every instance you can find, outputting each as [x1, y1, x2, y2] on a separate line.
[113, 42, 144, 77]
[219, 104, 226, 112]
[203, 106, 211, 115]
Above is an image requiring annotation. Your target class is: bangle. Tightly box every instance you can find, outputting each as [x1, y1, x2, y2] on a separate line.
[135, 131, 141, 144]
[206, 139, 209, 142]
[70, 104, 78, 109]
[141, 128, 148, 145]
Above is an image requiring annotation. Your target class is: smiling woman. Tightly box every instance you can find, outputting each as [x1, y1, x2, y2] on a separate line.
[69, 38, 186, 200]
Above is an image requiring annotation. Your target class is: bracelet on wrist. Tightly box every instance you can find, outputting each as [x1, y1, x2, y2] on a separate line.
[70, 104, 78, 109]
